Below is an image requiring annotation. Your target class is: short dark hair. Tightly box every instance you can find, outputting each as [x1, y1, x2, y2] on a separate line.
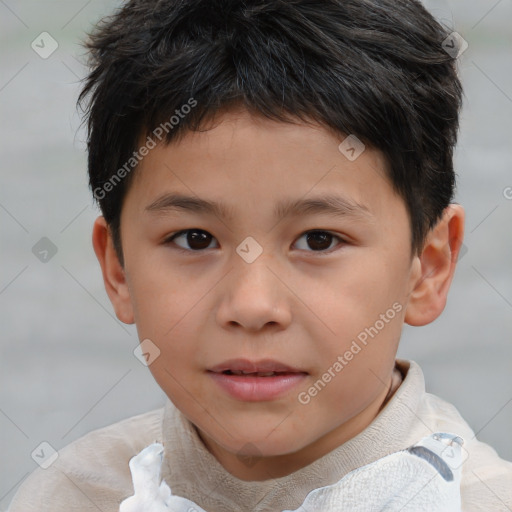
[79, 0, 463, 265]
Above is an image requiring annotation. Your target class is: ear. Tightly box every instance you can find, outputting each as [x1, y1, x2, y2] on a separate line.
[404, 204, 465, 326]
[92, 216, 134, 324]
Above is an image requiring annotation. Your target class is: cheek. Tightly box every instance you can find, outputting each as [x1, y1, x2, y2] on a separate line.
[296, 327, 400, 428]
[147, 354, 204, 418]
[127, 264, 213, 365]
[308, 260, 404, 392]
[314, 258, 403, 337]
[127, 258, 198, 336]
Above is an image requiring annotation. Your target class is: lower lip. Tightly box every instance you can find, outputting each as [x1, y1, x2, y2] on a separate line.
[208, 371, 308, 401]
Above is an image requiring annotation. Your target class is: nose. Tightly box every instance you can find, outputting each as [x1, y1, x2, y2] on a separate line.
[215, 256, 292, 333]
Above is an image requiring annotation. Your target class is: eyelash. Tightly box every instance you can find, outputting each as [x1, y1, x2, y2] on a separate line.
[164, 229, 347, 254]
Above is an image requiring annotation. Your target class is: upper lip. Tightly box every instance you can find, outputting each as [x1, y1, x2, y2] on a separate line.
[208, 358, 307, 374]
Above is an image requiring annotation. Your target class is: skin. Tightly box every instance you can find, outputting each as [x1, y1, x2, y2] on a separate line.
[93, 107, 465, 481]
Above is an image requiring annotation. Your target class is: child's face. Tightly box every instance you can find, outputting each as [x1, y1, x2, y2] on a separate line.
[116, 108, 422, 477]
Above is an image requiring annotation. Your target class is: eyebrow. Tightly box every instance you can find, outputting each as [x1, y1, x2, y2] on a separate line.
[145, 193, 373, 221]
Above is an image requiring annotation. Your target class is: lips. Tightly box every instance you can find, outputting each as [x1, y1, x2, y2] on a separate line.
[208, 359, 308, 401]
[222, 370, 280, 377]
[208, 358, 307, 376]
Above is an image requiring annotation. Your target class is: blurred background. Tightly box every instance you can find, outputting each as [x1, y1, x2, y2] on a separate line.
[0, 0, 511, 508]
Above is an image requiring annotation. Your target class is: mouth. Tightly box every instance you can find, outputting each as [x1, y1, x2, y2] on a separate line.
[218, 369, 298, 377]
[207, 359, 308, 401]
[208, 358, 307, 375]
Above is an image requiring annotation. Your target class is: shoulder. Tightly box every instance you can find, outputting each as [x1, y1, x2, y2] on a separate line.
[8, 407, 164, 512]
[406, 361, 512, 510]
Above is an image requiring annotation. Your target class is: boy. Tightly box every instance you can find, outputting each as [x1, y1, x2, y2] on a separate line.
[8, 0, 512, 510]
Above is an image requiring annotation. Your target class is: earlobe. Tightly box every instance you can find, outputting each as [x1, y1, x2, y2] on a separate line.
[404, 204, 465, 327]
[92, 216, 135, 324]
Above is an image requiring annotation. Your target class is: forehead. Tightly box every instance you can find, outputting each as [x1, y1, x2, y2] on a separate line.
[127, 108, 401, 225]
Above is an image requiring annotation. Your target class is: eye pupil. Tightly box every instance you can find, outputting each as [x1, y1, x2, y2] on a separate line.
[188, 230, 212, 250]
[306, 232, 332, 251]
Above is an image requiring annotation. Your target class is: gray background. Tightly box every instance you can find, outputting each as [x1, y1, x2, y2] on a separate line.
[0, 0, 511, 508]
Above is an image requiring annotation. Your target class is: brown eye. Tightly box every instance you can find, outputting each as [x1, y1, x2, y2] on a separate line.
[169, 229, 218, 251]
[294, 231, 342, 252]
[306, 231, 333, 251]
